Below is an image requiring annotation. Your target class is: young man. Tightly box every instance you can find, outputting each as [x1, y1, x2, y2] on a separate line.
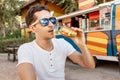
[17, 4, 95, 80]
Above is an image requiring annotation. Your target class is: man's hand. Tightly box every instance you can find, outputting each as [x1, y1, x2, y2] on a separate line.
[69, 27, 85, 47]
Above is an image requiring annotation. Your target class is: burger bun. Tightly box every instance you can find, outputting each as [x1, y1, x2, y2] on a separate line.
[60, 27, 77, 37]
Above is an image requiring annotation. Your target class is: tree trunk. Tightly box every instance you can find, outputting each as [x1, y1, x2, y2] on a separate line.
[0, 24, 6, 38]
[2, 27, 6, 38]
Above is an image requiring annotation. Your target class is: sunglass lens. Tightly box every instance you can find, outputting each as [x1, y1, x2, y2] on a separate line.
[40, 18, 49, 26]
[50, 17, 56, 24]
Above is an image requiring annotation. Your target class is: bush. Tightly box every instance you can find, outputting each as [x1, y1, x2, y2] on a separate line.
[6, 29, 21, 39]
[0, 37, 25, 53]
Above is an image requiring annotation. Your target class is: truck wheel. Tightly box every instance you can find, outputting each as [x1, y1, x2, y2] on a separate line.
[93, 56, 99, 67]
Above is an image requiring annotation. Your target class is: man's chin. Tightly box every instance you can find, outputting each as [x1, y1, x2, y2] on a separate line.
[48, 35, 55, 39]
[51, 35, 55, 38]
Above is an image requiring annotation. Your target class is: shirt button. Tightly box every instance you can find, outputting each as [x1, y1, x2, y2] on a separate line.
[51, 64, 53, 66]
[50, 58, 52, 60]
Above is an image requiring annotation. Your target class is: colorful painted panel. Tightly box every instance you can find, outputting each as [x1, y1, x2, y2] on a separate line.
[111, 4, 116, 30]
[115, 4, 120, 30]
[112, 3, 120, 30]
[86, 32, 109, 56]
[116, 34, 120, 51]
[78, 0, 95, 10]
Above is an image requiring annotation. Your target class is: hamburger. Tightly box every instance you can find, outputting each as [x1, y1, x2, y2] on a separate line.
[60, 27, 77, 37]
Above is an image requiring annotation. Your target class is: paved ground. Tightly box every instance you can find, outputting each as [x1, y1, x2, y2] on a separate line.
[0, 54, 19, 80]
[0, 53, 119, 80]
[65, 60, 120, 80]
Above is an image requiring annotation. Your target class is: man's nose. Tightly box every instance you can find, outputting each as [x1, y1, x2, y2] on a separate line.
[48, 20, 54, 26]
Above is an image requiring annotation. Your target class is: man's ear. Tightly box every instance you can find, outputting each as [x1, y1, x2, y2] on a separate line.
[29, 25, 36, 33]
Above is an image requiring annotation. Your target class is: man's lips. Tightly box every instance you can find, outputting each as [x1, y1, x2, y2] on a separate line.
[48, 30, 54, 33]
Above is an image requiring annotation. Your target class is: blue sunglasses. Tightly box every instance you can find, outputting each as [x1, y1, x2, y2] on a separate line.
[39, 17, 57, 27]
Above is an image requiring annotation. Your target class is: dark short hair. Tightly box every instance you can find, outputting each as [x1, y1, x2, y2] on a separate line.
[25, 4, 50, 27]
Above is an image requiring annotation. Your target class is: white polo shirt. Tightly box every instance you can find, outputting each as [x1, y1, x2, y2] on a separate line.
[17, 38, 76, 80]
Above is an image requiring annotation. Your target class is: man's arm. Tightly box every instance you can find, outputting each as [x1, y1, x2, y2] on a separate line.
[68, 45, 95, 69]
[17, 63, 36, 80]
[68, 28, 95, 69]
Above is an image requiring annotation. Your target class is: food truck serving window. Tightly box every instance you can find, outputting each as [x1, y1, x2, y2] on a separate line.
[89, 11, 99, 20]
[88, 11, 100, 31]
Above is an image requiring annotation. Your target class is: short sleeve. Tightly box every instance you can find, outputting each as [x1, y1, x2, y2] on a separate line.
[17, 44, 34, 67]
[61, 39, 76, 56]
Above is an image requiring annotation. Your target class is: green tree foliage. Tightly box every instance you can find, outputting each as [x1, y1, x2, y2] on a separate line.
[47, 0, 78, 13]
[0, 0, 22, 38]
[47, 0, 113, 13]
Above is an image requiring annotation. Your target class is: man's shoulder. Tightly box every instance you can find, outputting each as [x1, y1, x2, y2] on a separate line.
[52, 38, 67, 43]
[52, 38, 70, 47]
[19, 40, 35, 49]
